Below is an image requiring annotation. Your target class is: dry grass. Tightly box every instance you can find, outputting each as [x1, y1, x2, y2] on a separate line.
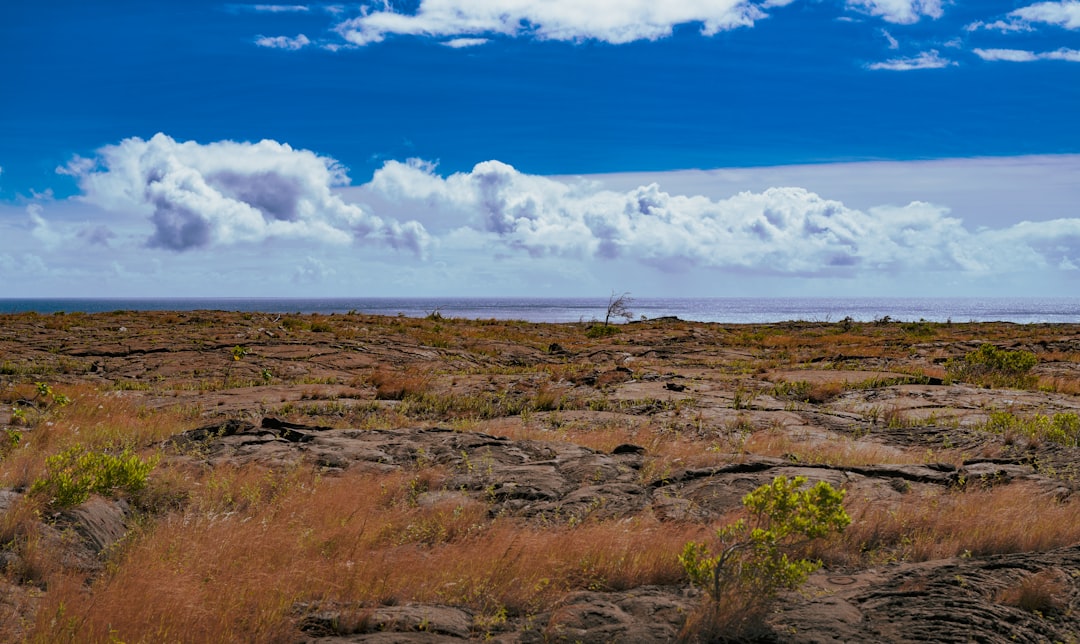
[27, 465, 701, 643]
[995, 569, 1069, 615]
[1038, 375, 1080, 395]
[0, 384, 183, 490]
[742, 430, 950, 467]
[825, 486, 1080, 565]
[4, 314, 1080, 642]
[367, 367, 433, 401]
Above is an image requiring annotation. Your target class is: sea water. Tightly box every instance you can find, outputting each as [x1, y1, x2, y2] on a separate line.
[1, 297, 1078, 324]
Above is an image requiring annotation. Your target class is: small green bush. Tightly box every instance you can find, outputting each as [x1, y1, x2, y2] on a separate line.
[30, 445, 160, 508]
[946, 344, 1038, 389]
[11, 382, 71, 427]
[1, 428, 21, 458]
[900, 321, 937, 337]
[585, 324, 620, 339]
[680, 475, 849, 608]
[983, 411, 1079, 448]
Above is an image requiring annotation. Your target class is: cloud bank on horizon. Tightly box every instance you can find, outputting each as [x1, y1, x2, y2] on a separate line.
[5, 134, 1076, 297]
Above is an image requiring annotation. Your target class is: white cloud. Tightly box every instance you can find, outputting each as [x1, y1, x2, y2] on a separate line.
[973, 48, 1039, 62]
[1010, 1, 1080, 29]
[253, 4, 310, 12]
[334, 0, 772, 46]
[975, 47, 1080, 62]
[968, 1, 1080, 32]
[881, 29, 900, 49]
[255, 34, 312, 50]
[442, 37, 490, 48]
[866, 49, 955, 70]
[28, 204, 63, 249]
[62, 133, 430, 255]
[1045, 47, 1080, 60]
[293, 256, 337, 283]
[227, 4, 311, 12]
[846, 0, 943, 24]
[363, 158, 1080, 277]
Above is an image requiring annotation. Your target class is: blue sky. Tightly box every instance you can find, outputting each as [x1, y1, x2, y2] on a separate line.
[1, 0, 1078, 298]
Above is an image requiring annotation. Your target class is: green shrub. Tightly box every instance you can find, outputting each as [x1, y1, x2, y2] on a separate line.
[30, 445, 160, 508]
[281, 317, 306, 331]
[11, 382, 71, 427]
[1, 428, 21, 458]
[900, 321, 937, 338]
[983, 411, 1079, 448]
[946, 344, 1038, 389]
[680, 476, 849, 610]
[585, 324, 620, 339]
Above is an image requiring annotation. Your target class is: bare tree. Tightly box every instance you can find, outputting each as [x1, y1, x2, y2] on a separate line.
[604, 291, 634, 327]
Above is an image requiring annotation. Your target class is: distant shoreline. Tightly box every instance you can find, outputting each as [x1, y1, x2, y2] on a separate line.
[1, 297, 1078, 324]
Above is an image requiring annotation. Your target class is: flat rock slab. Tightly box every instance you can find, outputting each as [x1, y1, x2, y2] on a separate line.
[774, 545, 1080, 644]
[768, 370, 919, 385]
[170, 420, 1072, 528]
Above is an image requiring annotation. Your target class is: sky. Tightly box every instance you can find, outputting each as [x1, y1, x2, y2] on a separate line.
[1, 0, 1078, 298]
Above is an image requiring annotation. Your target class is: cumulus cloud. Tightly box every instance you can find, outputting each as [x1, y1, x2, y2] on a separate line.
[62, 133, 430, 255]
[293, 256, 337, 283]
[973, 47, 1080, 62]
[1013, 0, 1080, 28]
[968, 1, 1080, 32]
[77, 225, 117, 247]
[866, 49, 955, 70]
[845, 0, 943, 24]
[334, 0, 773, 46]
[365, 159, 1080, 277]
[255, 34, 311, 50]
[28, 204, 63, 249]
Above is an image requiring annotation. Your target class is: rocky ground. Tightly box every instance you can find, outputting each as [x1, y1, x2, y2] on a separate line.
[0, 310, 1078, 642]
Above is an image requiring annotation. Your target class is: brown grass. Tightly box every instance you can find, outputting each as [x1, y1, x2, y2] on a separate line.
[825, 486, 1080, 565]
[742, 430, 950, 467]
[807, 380, 846, 404]
[27, 465, 701, 643]
[995, 569, 1069, 614]
[0, 384, 183, 490]
[4, 313, 1080, 642]
[1038, 375, 1080, 395]
[368, 367, 432, 400]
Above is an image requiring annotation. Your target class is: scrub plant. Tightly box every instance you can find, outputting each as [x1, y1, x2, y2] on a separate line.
[10, 382, 70, 427]
[982, 411, 1079, 448]
[222, 345, 249, 388]
[945, 344, 1038, 389]
[679, 476, 850, 637]
[30, 444, 160, 508]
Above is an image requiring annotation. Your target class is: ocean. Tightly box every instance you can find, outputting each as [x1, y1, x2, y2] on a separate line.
[1, 297, 1078, 324]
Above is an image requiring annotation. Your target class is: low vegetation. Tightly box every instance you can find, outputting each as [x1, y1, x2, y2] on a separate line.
[679, 476, 850, 638]
[0, 311, 1077, 642]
